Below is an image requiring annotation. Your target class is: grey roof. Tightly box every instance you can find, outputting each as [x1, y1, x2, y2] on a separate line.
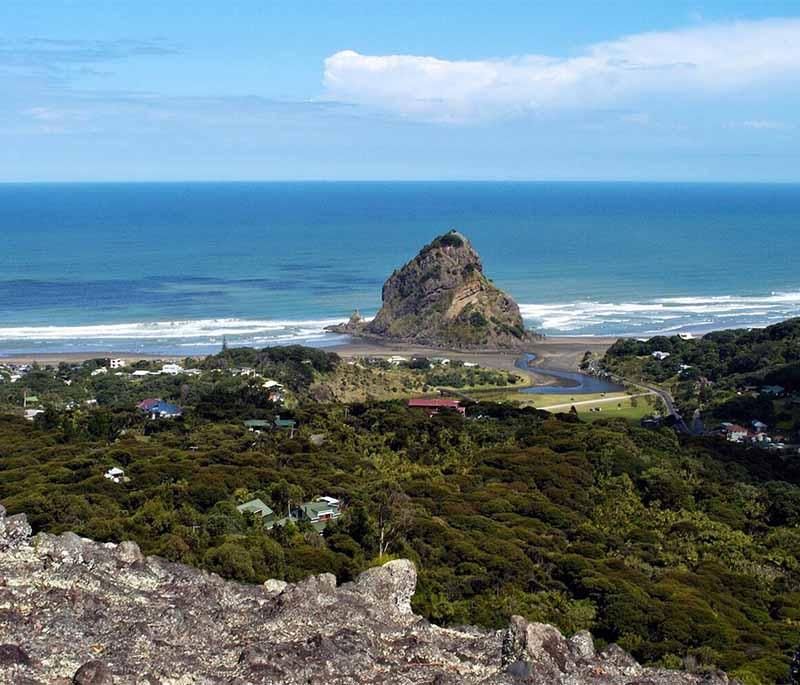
[236, 499, 275, 517]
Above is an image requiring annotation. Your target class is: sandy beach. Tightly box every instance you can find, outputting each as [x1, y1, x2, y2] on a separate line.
[0, 352, 183, 365]
[326, 336, 618, 378]
[0, 337, 618, 383]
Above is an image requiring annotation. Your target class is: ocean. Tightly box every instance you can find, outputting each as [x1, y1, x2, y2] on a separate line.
[1, 181, 799, 356]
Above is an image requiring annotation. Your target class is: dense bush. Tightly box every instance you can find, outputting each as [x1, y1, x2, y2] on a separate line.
[1, 398, 798, 682]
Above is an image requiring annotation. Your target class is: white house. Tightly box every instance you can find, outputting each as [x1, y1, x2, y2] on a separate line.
[132, 370, 152, 377]
[387, 355, 408, 365]
[262, 379, 283, 389]
[109, 359, 127, 369]
[651, 351, 671, 361]
[463, 361, 479, 368]
[104, 467, 125, 484]
[90, 367, 108, 376]
[161, 363, 184, 375]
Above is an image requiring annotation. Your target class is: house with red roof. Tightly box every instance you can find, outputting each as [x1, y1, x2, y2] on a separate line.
[408, 398, 465, 416]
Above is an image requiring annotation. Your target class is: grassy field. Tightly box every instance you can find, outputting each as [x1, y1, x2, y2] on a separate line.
[470, 385, 661, 421]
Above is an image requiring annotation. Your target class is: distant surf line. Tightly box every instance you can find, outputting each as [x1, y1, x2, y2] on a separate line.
[0, 290, 798, 353]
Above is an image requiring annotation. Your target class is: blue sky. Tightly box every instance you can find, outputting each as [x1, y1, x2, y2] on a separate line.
[2, 0, 800, 181]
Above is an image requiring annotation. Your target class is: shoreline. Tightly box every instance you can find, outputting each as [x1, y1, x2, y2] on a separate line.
[0, 336, 617, 378]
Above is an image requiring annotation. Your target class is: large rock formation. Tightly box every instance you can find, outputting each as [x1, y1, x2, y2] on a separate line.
[330, 231, 535, 349]
[0, 505, 738, 684]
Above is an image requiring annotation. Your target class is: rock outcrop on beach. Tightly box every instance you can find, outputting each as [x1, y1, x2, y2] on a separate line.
[0, 505, 738, 684]
[329, 230, 536, 349]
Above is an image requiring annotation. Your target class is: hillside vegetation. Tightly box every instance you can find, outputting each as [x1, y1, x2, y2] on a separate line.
[602, 318, 800, 427]
[1, 343, 799, 683]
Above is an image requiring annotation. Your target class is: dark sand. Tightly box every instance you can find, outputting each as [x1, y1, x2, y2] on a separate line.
[327, 336, 617, 378]
[0, 337, 617, 378]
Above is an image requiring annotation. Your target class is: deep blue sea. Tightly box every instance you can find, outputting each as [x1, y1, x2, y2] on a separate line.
[1, 182, 799, 355]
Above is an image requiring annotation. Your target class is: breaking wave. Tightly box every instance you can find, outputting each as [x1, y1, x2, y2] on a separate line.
[0, 318, 348, 355]
[1, 291, 799, 354]
[519, 291, 800, 336]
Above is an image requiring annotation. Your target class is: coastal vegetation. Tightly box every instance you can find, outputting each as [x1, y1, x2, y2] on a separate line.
[601, 318, 800, 429]
[0, 344, 799, 682]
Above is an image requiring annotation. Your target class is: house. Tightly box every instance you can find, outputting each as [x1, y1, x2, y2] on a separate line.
[108, 358, 127, 369]
[295, 497, 341, 530]
[678, 333, 694, 340]
[408, 398, 465, 416]
[651, 351, 671, 361]
[720, 423, 749, 443]
[132, 370, 153, 377]
[387, 355, 408, 365]
[761, 385, 785, 397]
[24, 409, 44, 421]
[235, 367, 256, 377]
[463, 361, 479, 368]
[262, 379, 285, 402]
[161, 363, 184, 375]
[274, 416, 297, 432]
[138, 399, 182, 419]
[640, 416, 663, 429]
[237, 498, 276, 527]
[103, 467, 125, 483]
[148, 401, 182, 419]
[91, 367, 108, 376]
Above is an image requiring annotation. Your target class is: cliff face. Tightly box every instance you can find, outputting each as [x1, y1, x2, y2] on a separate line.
[0, 505, 737, 685]
[332, 231, 534, 349]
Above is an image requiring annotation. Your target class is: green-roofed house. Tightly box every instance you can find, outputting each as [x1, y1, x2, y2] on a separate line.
[295, 496, 341, 532]
[236, 498, 276, 528]
[274, 416, 297, 437]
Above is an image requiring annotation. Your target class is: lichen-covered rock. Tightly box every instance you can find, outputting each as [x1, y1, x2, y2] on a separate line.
[329, 231, 535, 349]
[0, 506, 738, 684]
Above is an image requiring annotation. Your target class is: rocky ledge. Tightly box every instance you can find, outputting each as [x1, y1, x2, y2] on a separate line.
[328, 231, 536, 350]
[0, 505, 736, 684]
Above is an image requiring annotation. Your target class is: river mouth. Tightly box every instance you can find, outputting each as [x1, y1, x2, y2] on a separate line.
[516, 353, 624, 395]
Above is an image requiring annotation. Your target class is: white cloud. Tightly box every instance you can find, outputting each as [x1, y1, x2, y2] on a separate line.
[323, 18, 800, 122]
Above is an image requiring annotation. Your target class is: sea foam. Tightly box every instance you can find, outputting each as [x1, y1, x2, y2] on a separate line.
[518, 291, 800, 335]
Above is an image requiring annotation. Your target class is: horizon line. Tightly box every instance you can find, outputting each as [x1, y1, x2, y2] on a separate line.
[2, 179, 800, 186]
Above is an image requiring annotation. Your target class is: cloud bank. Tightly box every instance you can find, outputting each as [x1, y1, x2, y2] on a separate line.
[324, 18, 800, 122]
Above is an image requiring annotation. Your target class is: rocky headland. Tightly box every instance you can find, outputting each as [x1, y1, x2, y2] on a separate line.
[328, 231, 537, 350]
[0, 505, 738, 684]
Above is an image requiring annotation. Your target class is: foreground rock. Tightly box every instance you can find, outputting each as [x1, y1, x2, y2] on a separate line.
[0, 506, 736, 684]
[328, 230, 536, 350]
